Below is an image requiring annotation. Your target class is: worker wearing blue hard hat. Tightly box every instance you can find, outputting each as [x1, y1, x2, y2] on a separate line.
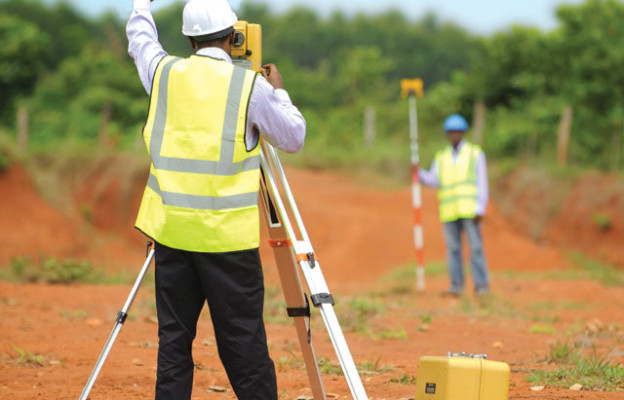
[419, 114, 490, 297]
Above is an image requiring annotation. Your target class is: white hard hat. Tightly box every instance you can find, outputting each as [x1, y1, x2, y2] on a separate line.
[182, 0, 238, 38]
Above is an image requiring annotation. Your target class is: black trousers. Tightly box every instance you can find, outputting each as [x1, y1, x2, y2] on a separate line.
[153, 242, 277, 400]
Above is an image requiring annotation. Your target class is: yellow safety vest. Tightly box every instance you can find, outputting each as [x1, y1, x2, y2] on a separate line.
[435, 142, 481, 222]
[135, 55, 260, 252]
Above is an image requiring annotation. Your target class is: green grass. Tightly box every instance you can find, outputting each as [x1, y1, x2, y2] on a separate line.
[527, 357, 624, 391]
[358, 358, 395, 373]
[317, 356, 343, 375]
[529, 324, 557, 335]
[390, 373, 416, 385]
[529, 337, 624, 391]
[568, 252, 624, 287]
[548, 339, 581, 364]
[3, 256, 97, 284]
[496, 253, 624, 287]
[376, 327, 408, 340]
[591, 213, 612, 231]
[380, 262, 448, 295]
[1, 255, 148, 285]
[335, 296, 385, 334]
[11, 345, 45, 367]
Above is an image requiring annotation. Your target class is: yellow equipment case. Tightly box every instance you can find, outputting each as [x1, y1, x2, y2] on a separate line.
[415, 354, 510, 400]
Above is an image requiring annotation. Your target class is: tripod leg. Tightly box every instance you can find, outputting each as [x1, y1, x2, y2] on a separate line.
[297, 254, 369, 400]
[78, 248, 155, 400]
[270, 239, 326, 400]
[259, 181, 326, 399]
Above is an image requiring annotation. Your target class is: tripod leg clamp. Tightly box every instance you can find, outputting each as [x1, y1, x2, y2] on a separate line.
[116, 311, 128, 325]
[286, 294, 311, 318]
[296, 252, 317, 269]
[310, 293, 334, 307]
[286, 294, 312, 343]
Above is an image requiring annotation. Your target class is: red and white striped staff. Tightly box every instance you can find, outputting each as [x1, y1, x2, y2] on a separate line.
[401, 79, 425, 292]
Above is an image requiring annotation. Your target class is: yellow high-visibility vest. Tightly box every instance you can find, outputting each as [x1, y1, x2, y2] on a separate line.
[435, 142, 481, 222]
[135, 55, 260, 252]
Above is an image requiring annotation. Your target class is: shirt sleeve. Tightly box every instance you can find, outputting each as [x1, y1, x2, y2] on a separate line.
[126, 0, 168, 95]
[475, 151, 489, 216]
[246, 76, 306, 153]
[418, 160, 439, 187]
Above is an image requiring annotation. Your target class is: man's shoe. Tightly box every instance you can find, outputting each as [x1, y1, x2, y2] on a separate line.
[475, 287, 490, 296]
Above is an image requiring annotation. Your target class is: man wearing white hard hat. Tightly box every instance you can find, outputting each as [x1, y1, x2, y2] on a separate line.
[127, 1, 306, 399]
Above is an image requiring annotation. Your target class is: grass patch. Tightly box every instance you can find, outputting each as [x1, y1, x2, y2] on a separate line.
[591, 213, 612, 231]
[496, 253, 624, 287]
[1, 255, 143, 285]
[317, 356, 343, 375]
[390, 373, 416, 385]
[358, 358, 395, 374]
[11, 345, 45, 367]
[529, 337, 624, 391]
[568, 253, 624, 287]
[375, 327, 408, 340]
[548, 339, 581, 364]
[381, 262, 447, 295]
[336, 296, 385, 334]
[529, 324, 557, 335]
[4, 256, 98, 284]
[527, 357, 624, 391]
[59, 309, 89, 320]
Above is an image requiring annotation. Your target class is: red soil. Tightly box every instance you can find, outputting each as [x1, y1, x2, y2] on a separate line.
[1, 162, 623, 400]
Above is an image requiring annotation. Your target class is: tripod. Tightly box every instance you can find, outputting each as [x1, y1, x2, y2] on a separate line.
[78, 141, 369, 400]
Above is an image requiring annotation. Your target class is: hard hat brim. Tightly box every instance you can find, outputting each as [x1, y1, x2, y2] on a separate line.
[188, 26, 234, 42]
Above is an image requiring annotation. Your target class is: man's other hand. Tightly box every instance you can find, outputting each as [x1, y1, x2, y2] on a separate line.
[261, 64, 284, 90]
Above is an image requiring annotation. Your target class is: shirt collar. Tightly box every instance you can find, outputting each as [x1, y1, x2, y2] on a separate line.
[195, 47, 232, 64]
[452, 139, 466, 153]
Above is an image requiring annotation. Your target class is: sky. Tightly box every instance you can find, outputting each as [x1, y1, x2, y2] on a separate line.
[42, 0, 586, 34]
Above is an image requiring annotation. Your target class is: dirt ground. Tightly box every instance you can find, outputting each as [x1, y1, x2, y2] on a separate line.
[1, 161, 623, 400]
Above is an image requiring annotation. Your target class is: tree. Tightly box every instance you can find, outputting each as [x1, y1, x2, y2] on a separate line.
[556, 0, 624, 167]
[0, 14, 50, 118]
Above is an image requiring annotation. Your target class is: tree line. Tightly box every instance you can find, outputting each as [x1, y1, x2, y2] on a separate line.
[0, 0, 622, 171]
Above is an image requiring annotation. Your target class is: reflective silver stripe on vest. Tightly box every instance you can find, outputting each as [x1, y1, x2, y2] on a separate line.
[148, 58, 258, 210]
[147, 173, 257, 210]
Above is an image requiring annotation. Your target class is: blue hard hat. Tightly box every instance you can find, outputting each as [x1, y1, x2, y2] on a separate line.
[443, 114, 469, 132]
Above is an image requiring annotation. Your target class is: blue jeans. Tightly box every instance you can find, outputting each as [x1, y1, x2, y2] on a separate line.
[443, 218, 489, 293]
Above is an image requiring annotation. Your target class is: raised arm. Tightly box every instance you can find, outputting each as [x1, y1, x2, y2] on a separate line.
[126, 0, 168, 94]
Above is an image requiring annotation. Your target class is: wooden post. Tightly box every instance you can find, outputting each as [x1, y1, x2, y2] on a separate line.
[98, 99, 113, 148]
[17, 104, 29, 152]
[611, 129, 622, 171]
[472, 100, 486, 145]
[557, 105, 573, 166]
[363, 106, 376, 147]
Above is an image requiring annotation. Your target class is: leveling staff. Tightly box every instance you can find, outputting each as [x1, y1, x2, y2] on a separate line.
[127, 0, 306, 399]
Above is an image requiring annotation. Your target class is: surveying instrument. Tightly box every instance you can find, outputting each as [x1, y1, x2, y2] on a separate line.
[401, 78, 425, 292]
[78, 21, 369, 400]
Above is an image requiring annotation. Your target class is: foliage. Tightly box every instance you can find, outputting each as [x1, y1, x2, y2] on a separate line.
[6, 255, 97, 284]
[0, 13, 50, 118]
[26, 45, 147, 149]
[0, 0, 622, 172]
